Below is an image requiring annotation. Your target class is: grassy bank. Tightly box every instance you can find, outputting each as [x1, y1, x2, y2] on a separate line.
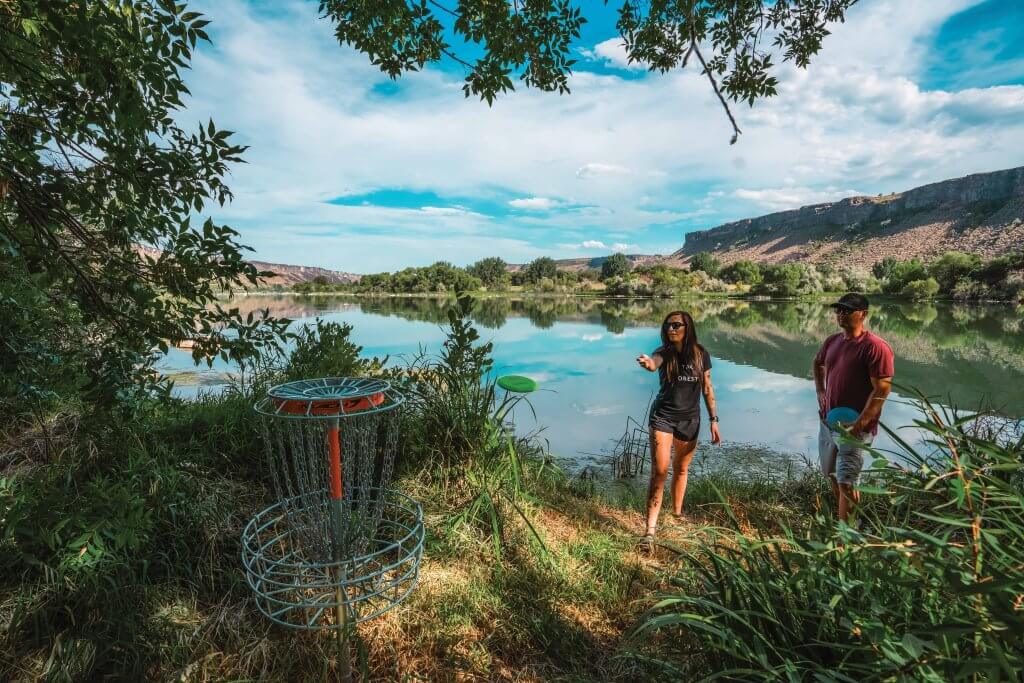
[2, 305, 1022, 681]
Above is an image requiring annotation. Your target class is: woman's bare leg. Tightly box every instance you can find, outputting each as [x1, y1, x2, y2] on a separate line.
[670, 437, 698, 515]
[645, 430, 674, 534]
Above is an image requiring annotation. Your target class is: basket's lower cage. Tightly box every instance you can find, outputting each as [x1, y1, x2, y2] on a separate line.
[242, 488, 424, 629]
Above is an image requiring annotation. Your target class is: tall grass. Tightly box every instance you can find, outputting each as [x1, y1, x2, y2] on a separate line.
[0, 306, 564, 679]
[0, 320, 384, 680]
[634, 393, 1024, 681]
[401, 296, 553, 558]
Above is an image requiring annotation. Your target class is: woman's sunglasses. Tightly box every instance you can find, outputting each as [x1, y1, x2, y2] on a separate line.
[663, 321, 686, 331]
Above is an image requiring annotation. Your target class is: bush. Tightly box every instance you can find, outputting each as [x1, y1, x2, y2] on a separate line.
[754, 263, 803, 296]
[872, 256, 899, 280]
[601, 253, 632, 280]
[522, 257, 558, 284]
[719, 260, 762, 285]
[901, 277, 940, 300]
[603, 275, 650, 296]
[838, 266, 872, 292]
[635, 396, 1024, 680]
[468, 257, 511, 290]
[796, 263, 824, 294]
[883, 259, 928, 294]
[690, 252, 722, 277]
[693, 273, 729, 293]
[536, 277, 558, 293]
[928, 251, 981, 294]
[822, 270, 846, 292]
[283, 319, 384, 381]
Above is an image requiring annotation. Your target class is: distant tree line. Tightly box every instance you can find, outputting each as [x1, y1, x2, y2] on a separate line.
[292, 250, 1024, 303]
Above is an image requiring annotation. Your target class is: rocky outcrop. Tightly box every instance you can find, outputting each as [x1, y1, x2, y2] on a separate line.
[134, 245, 359, 286]
[248, 260, 360, 287]
[670, 166, 1024, 268]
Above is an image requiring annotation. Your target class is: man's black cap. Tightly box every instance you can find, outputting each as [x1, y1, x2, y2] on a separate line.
[829, 292, 869, 311]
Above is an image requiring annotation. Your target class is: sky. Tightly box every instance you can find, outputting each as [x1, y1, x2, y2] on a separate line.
[183, 0, 1024, 273]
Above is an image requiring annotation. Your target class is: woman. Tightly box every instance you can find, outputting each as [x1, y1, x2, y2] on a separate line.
[636, 310, 721, 547]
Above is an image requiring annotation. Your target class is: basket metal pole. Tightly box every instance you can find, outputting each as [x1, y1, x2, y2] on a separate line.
[327, 417, 352, 683]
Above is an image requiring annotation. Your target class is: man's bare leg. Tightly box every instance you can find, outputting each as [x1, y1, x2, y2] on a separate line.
[837, 482, 860, 523]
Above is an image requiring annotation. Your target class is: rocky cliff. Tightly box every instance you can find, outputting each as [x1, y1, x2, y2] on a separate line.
[247, 259, 360, 287]
[670, 166, 1024, 268]
[134, 246, 359, 286]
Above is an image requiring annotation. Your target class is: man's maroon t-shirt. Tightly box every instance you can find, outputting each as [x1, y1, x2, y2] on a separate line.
[815, 330, 895, 435]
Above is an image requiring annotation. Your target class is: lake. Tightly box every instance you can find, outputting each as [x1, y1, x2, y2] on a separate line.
[162, 295, 1024, 471]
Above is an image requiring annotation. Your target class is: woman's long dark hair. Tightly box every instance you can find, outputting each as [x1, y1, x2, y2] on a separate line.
[659, 310, 704, 383]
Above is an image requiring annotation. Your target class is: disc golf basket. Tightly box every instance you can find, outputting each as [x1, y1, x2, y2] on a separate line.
[243, 377, 424, 680]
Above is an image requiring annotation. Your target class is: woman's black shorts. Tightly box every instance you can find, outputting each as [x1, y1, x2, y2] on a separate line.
[649, 415, 700, 441]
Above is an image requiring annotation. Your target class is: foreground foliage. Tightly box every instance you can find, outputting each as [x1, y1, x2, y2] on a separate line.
[636, 395, 1024, 681]
[4, 301, 1022, 679]
[0, 1, 286, 412]
[0, 307, 663, 680]
[319, 0, 856, 142]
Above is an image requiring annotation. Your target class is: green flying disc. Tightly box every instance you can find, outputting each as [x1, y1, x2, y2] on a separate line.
[496, 375, 539, 393]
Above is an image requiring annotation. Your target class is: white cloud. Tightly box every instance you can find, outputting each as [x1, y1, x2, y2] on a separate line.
[509, 197, 561, 210]
[571, 240, 639, 252]
[419, 205, 475, 216]
[576, 162, 633, 179]
[732, 186, 864, 211]
[574, 403, 621, 416]
[178, 0, 1024, 271]
[729, 375, 808, 393]
[581, 37, 648, 71]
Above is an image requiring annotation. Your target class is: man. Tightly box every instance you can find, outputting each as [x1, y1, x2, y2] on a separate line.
[813, 293, 894, 523]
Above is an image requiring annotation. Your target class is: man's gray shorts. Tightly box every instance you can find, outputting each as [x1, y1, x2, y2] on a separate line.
[818, 421, 874, 486]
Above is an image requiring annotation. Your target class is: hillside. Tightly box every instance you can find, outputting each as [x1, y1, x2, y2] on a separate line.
[246, 259, 360, 287]
[669, 166, 1024, 268]
[509, 254, 664, 272]
[134, 246, 359, 286]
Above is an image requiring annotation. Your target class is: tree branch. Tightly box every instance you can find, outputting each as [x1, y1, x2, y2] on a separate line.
[690, 40, 741, 145]
[441, 45, 473, 69]
[426, 0, 459, 18]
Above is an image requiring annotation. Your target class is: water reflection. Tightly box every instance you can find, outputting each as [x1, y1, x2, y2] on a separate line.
[171, 294, 1024, 466]
[307, 295, 1023, 416]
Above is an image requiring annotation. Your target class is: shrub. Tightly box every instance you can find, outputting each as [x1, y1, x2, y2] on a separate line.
[754, 263, 803, 296]
[796, 263, 824, 293]
[522, 257, 558, 284]
[928, 251, 981, 294]
[901, 277, 940, 300]
[872, 256, 899, 280]
[635, 397, 1024, 680]
[838, 266, 872, 292]
[701, 276, 730, 293]
[883, 259, 928, 293]
[822, 270, 846, 292]
[604, 275, 650, 296]
[690, 252, 722, 277]
[536, 277, 558, 293]
[468, 257, 511, 290]
[719, 260, 762, 285]
[601, 253, 633, 280]
[283, 319, 384, 381]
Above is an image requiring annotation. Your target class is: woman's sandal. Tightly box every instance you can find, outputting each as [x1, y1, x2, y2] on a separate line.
[638, 529, 656, 552]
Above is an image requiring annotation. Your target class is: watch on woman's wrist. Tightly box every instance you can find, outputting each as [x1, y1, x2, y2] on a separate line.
[708, 415, 719, 423]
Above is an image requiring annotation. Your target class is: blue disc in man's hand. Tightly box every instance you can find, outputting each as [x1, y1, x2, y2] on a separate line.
[826, 406, 860, 430]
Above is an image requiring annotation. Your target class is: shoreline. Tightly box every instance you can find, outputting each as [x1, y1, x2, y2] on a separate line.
[213, 290, 1023, 305]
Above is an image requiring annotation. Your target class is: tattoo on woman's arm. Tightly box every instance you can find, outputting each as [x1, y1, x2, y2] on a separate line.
[703, 381, 717, 417]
